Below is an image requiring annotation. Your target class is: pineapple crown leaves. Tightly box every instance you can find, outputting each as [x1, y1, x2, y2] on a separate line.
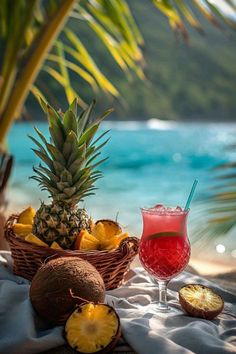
[29, 98, 112, 204]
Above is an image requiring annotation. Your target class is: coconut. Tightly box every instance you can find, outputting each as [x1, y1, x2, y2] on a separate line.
[30, 257, 105, 325]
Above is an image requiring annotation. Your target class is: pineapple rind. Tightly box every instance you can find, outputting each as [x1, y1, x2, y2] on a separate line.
[33, 202, 90, 249]
[30, 99, 111, 249]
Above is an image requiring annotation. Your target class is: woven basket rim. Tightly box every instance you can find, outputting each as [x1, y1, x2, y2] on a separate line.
[5, 213, 139, 257]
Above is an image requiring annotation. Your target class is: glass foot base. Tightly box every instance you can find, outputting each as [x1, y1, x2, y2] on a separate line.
[157, 303, 170, 312]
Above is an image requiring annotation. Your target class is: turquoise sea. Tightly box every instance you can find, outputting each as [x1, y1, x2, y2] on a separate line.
[8, 121, 236, 264]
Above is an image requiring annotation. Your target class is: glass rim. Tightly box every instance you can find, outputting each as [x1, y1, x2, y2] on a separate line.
[140, 207, 189, 215]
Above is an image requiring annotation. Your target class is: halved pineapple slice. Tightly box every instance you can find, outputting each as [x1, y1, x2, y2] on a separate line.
[13, 223, 32, 238]
[18, 206, 36, 225]
[74, 230, 100, 250]
[50, 241, 63, 250]
[95, 219, 122, 239]
[101, 232, 129, 251]
[179, 284, 224, 320]
[65, 303, 121, 353]
[25, 233, 48, 247]
[92, 222, 107, 243]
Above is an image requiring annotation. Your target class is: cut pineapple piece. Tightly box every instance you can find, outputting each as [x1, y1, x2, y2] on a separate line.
[13, 223, 32, 237]
[179, 284, 224, 320]
[75, 230, 100, 250]
[101, 232, 129, 250]
[18, 206, 36, 225]
[65, 303, 121, 353]
[50, 241, 63, 250]
[95, 219, 122, 239]
[25, 233, 48, 247]
[92, 222, 106, 243]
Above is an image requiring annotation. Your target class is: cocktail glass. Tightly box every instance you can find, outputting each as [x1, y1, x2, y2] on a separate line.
[139, 205, 191, 312]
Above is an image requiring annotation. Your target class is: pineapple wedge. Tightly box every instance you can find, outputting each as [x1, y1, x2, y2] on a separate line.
[95, 220, 122, 239]
[18, 206, 36, 224]
[75, 230, 100, 250]
[25, 233, 48, 247]
[101, 232, 129, 250]
[13, 223, 32, 238]
[92, 222, 107, 243]
[50, 241, 63, 250]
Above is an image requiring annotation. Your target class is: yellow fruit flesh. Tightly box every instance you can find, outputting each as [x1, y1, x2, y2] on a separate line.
[65, 303, 119, 353]
[99, 221, 121, 239]
[79, 230, 100, 250]
[18, 206, 36, 224]
[50, 241, 63, 249]
[25, 233, 48, 247]
[101, 232, 128, 250]
[13, 223, 32, 237]
[92, 222, 106, 243]
[180, 285, 223, 311]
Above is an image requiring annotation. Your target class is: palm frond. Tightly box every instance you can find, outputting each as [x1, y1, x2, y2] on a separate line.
[192, 155, 236, 245]
[0, 0, 236, 148]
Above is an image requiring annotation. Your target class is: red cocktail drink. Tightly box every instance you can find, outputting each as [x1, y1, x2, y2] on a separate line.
[139, 205, 191, 311]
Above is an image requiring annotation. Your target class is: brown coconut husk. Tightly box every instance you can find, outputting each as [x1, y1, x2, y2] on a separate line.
[30, 257, 105, 325]
[179, 284, 224, 320]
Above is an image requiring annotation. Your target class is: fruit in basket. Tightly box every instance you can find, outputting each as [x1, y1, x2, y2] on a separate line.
[18, 206, 36, 224]
[101, 232, 128, 251]
[30, 257, 105, 325]
[65, 303, 121, 353]
[95, 220, 122, 239]
[93, 221, 128, 250]
[25, 233, 48, 247]
[74, 220, 129, 251]
[50, 241, 63, 249]
[29, 98, 112, 249]
[74, 230, 100, 250]
[179, 284, 224, 320]
[13, 223, 32, 237]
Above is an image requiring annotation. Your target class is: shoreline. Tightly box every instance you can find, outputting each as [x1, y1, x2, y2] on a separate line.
[5, 206, 236, 278]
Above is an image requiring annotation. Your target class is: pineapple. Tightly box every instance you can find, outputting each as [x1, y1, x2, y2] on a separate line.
[30, 98, 112, 249]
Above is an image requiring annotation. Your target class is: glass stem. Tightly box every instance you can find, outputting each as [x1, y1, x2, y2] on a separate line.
[157, 280, 169, 312]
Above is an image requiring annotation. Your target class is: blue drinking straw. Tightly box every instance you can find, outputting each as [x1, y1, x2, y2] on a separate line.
[184, 179, 198, 211]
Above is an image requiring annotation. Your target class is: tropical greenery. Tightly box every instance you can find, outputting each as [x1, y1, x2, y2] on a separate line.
[28, 1, 236, 121]
[1, 0, 236, 246]
[1, 0, 236, 149]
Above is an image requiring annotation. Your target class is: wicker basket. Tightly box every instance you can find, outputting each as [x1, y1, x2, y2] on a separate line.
[5, 214, 139, 290]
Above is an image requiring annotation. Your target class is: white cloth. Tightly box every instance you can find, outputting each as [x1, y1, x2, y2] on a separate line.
[0, 251, 236, 354]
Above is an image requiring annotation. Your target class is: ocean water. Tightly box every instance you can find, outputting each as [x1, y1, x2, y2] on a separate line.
[7, 121, 236, 263]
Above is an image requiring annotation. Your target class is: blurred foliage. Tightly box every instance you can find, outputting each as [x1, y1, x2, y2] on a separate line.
[1, 0, 236, 150]
[26, 1, 236, 121]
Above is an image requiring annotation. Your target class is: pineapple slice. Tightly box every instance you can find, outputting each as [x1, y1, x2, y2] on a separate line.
[50, 241, 63, 250]
[101, 232, 129, 250]
[65, 303, 121, 353]
[25, 233, 48, 247]
[13, 223, 32, 238]
[92, 222, 107, 243]
[74, 230, 100, 250]
[18, 206, 36, 224]
[95, 219, 122, 239]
